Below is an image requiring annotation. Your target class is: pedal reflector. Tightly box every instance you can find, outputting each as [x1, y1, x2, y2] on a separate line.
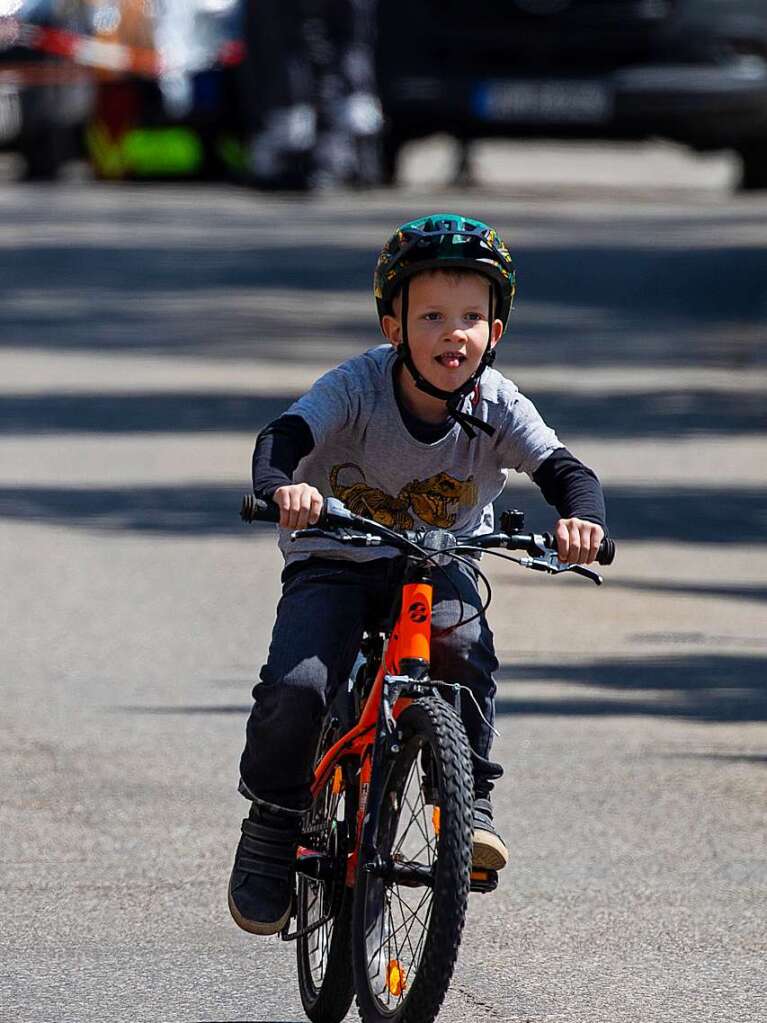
[432, 806, 441, 836]
[332, 766, 343, 795]
[469, 867, 499, 893]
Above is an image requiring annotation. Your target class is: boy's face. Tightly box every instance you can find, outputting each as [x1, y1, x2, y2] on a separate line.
[382, 271, 504, 393]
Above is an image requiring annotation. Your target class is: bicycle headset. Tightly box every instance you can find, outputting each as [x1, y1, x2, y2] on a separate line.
[373, 213, 517, 440]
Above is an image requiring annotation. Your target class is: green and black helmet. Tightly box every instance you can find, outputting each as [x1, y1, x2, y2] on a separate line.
[373, 213, 517, 439]
[374, 213, 516, 331]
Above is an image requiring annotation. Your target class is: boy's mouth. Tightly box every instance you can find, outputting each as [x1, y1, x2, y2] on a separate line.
[435, 351, 466, 369]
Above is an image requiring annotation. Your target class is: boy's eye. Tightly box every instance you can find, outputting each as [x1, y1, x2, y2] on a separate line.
[423, 312, 441, 321]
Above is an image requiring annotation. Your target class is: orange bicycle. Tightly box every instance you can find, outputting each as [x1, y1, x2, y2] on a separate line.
[241, 495, 614, 1023]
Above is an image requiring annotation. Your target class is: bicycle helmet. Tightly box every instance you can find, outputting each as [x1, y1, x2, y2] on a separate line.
[373, 214, 516, 439]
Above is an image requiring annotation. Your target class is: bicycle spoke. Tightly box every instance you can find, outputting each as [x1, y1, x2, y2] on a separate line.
[367, 886, 396, 1001]
[403, 786, 431, 852]
[395, 778, 432, 858]
[369, 884, 432, 970]
[409, 894, 434, 972]
[415, 784, 435, 863]
[369, 888, 424, 1009]
[392, 884, 432, 966]
[391, 760, 423, 854]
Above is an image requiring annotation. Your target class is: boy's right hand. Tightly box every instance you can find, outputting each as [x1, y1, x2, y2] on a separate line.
[273, 484, 324, 530]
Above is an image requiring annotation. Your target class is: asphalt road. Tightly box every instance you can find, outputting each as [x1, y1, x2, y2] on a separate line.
[1, 142, 766, 1023]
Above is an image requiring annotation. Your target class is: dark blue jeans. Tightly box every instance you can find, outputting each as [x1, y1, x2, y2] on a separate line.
[240, 556, 502, 810]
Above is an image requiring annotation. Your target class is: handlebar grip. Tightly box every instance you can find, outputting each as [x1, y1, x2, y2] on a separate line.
[598, 538, 616, 566]
[241, 494, 281, 523]
[542, 532, 616, 566]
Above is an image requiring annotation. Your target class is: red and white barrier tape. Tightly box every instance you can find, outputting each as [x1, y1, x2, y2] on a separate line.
[3, 19, 244, 78]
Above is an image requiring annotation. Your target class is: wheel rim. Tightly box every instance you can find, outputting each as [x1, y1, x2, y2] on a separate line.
[362, 735, 439, 1014]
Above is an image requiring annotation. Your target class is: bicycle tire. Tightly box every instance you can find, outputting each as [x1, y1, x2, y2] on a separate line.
[296, 737, 355, 1023]
[352, 697, 473, 1023]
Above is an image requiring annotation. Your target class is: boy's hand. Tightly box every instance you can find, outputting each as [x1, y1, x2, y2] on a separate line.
[273, 484, 324, 530]
[554, 518, 604, 565]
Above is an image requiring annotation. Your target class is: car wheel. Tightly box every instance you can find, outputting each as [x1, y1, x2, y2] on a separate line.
[381, 127, 404, 186]
[738, 140, 767, 191]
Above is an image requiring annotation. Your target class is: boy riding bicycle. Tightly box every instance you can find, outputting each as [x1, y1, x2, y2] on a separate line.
[229, 213, 607, 936]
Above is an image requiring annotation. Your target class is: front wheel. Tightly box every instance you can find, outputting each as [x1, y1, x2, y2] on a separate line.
[352, 697, 474, 1023]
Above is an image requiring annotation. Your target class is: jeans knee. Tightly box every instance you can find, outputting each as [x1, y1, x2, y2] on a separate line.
[255, 657, 327, 724]
[432, 622, 496, 682]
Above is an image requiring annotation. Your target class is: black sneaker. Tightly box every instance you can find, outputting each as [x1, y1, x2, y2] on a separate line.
[228, 801, 303, 936]
[472, 797, 509, 871]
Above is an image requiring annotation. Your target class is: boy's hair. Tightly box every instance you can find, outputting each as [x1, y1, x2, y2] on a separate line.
[390, 267, 492, 314]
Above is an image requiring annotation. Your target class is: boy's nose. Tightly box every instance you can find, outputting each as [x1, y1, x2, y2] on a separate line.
[444, 323, 469, 342]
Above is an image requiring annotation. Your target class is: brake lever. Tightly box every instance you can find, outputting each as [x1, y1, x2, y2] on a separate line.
[569, 564, 604, 586]
[522, 551, 603, 586]
[290, 527, 383, 547]
[291, 527, 330, 539]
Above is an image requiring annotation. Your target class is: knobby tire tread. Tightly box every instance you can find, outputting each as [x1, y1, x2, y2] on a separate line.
[353, 696, 473, 1023]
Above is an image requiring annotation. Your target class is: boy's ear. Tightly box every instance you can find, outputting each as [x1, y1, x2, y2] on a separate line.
[489, 318, 504, 348]
[381, 314, 402, 346]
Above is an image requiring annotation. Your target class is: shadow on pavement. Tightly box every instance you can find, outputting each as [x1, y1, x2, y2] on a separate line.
[657, 752, 767, 765]
[118, 704, 249, 714]
[1, 388, 764, 438]
[116, 653, 767, 724]
[505, 484, 767, 544]
[0, 392, 295, 434]
[613, 580, 767, 604]
[1, 236, 765, 367]
[1, 483, 765, 543]
[495, 653, 767, 722]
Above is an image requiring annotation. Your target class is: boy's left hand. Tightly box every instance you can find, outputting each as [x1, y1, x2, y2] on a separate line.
[554, 518, 604, 565]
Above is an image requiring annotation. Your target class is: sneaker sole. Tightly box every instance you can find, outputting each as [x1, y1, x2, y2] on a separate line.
[227, 883, 291, 936]
[472, 830, 509, 871]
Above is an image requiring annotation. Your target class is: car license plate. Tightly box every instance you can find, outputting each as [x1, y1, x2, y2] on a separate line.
[475, 79, 613, 125]
[0, 85, 21, 143]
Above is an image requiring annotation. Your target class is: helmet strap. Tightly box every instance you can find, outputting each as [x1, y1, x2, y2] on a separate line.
[395, 280, 497, 440]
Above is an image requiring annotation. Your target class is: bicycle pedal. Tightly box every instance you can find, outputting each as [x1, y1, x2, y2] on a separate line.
[469, 867, 499, 894]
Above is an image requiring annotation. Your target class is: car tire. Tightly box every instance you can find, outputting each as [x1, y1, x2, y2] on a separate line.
[738, 140, 767, 191]
[381, 127, 404, 186]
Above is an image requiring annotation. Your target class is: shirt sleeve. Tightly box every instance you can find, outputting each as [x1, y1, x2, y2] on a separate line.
[494, 390, 561, 478]
[532, 446, 607, 530]
[251, 414, 315, 499]
[285, 362, 358, 447]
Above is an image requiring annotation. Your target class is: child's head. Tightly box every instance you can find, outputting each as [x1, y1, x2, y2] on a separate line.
[383, 268, 504, 398]
[373, 214, 516, 421]
[374, 214, 516, 332]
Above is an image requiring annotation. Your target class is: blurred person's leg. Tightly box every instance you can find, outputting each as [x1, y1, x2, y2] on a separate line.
[312, 0, 382, 186]
[239, 0, 316, 188]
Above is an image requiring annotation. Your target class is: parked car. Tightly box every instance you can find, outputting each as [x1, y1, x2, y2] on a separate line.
[377, 0, 767, 190]
[0, 0, 245, 180]
[0, 1, 94, 179]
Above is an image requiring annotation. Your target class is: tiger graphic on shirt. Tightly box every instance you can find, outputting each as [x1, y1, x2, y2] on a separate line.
[329, 463, 478, 531]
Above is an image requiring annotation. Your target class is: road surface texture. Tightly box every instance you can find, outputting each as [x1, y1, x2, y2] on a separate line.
[1, 140, 766, 1023]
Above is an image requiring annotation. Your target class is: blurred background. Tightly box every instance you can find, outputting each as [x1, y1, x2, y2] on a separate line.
[1, 2, 766, 1022]
[2, 0, 767, 188]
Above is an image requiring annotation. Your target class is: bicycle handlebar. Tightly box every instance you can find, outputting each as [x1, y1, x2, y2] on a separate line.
[240, 495, 615, 567]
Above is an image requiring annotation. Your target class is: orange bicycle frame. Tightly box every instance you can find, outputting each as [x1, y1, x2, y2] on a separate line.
[308, 575, 434, 884]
